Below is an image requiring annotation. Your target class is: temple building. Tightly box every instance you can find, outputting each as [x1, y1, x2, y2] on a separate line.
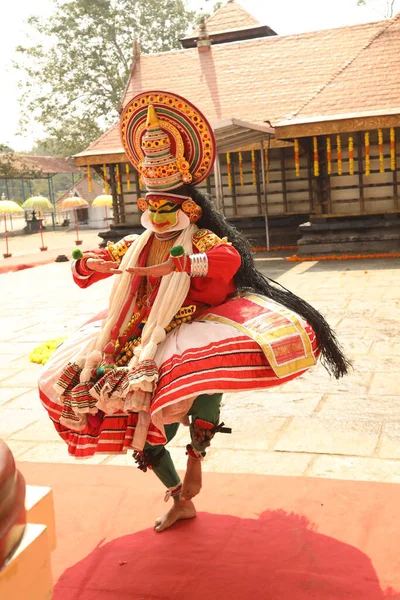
[74, 0, 400, 254]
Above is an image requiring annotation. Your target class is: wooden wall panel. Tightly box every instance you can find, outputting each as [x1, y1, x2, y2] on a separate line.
[117, 128, 400, 225]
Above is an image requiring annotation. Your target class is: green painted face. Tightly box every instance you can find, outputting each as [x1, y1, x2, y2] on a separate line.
[148, 198, 180, 232]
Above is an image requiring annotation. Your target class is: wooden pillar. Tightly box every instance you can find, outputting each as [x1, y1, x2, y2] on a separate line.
[230, 154, 238, 216]
[109, 165, 125, 224]
[94, 164, 119, 225]
[134, 169, 141, 198]
[306, 148, 315, 213]
[318, 137, 331, 213]
[134, 170, 143, 225]
[306, 137, 329, 215]
[393, 128, 399, 210]
[255, 150, 262, 215]
[47, 174, 56, 230]
[206, 175, 212, 197]
[280, 149, 288, 213]
[260, 140, 270, 251]
[357, 133, 365, 214]
[214, 155, 224, 213]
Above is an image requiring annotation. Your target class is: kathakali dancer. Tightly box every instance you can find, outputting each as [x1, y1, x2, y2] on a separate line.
[38, 91, 350, 531]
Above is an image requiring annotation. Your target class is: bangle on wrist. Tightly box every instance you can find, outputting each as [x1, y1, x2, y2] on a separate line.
[189, 253, 208, 277]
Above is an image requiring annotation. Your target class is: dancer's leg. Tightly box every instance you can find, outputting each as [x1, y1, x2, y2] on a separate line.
[182, 393, 226, 500]
[134, 423, 182, 497]
[135, 395, 228, 531]
[133, 423, 196, 532]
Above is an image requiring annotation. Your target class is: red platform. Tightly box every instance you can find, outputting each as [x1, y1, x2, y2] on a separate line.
[18, 462, 400, 599]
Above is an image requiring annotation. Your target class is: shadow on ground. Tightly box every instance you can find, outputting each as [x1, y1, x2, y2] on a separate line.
[53, 510, 399, 600]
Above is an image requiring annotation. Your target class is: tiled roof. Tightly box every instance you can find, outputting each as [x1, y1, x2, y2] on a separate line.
[279, 13, 400, 126]
[124, 20, 385, 125]
[186, 0, 260, 38]
[56, 176, 103, 203]
[1, 155, 77, 174]
[74, 123, 122, 157]
[76, 17, 396, 160]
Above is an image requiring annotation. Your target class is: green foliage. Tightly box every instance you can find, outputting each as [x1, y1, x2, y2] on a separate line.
[15, 0, 200, 157]
[356, 0, 399, 17]
[198, 0, 223, 22]
[213, 1, 223, 12]
[0, 153, 42, 179]
[0, 144, 14, 153]
[31, 116, 103, 158]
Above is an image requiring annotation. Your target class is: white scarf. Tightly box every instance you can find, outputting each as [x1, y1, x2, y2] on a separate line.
[59, 224, 196, 419]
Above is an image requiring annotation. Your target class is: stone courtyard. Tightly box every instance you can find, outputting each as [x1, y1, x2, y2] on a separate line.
[1, 233, 400, 484]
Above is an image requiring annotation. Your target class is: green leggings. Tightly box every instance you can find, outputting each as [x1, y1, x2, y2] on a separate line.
[143, 393, 222, 491]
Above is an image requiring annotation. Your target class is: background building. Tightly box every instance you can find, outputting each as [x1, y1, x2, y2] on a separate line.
[74, 0, 400, 254]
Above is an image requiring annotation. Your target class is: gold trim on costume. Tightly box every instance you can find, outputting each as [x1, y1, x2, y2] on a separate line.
[200, 294, 316, 378]
[107, 235, 138, 265]
[192, 229, 231, 253]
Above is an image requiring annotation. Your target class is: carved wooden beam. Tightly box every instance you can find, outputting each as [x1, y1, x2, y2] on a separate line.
[74, 153, 127, 167]
[275, 115, 400, 140]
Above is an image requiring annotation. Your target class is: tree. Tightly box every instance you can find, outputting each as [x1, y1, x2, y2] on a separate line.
[31, 116, 104, 158]
[0, 152, 42, 179]
[0, 144, 14, 153]
[357, 0, 400, 18]
[15, 0, 200, 157]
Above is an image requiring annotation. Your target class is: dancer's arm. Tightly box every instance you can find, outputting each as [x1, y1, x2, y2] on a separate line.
[72, 234, 138, 288]
[126, 233, 241, 305]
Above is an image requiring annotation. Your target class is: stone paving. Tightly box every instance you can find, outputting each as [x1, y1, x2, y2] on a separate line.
[1, 240, 400, 484]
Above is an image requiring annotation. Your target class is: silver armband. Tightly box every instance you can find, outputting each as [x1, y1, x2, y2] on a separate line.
[189, 253, 208, 277]
[71, 259, 91, 280]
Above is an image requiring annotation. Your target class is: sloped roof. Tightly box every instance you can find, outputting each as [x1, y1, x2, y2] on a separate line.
[0, 154, 77, 174]
[124, 20, 385, 125]
[186, 0, 260, 38]
[56, 176, 103, 203]
[277, 12, 400, 128]
[75, 123, 122, 159]
[75, 17, 397, 162]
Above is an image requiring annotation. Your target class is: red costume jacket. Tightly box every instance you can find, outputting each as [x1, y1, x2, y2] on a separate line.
[72, 229, 241, 310]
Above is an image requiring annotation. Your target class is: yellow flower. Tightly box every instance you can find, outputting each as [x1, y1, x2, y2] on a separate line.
[29, 337, 67, 365]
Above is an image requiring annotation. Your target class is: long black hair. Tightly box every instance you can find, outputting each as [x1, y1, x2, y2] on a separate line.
[176, 185, 350, 379]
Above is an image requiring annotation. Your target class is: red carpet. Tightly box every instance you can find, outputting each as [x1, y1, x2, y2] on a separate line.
[0, 256, 56, 274]
[18, 462, 400, 599]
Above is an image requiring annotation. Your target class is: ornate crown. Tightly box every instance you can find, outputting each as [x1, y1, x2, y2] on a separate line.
[120, 91, 216, 193]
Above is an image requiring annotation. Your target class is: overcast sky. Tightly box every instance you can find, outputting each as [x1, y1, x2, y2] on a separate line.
[0, 0, 392, 151]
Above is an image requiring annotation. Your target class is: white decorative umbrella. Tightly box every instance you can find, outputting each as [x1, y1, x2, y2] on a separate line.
[21, 196, 54, 251]
[92, 194, 112, 225]
[0, 196, 24, 258]
[58, 196, 89, 245]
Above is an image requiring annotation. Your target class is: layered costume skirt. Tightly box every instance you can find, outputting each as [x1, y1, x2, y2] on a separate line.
[39, 294, 319, 458]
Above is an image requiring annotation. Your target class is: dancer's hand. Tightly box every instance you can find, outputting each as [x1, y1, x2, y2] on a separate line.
[126, 258, 176, 277]
[86, 258, 122, 274]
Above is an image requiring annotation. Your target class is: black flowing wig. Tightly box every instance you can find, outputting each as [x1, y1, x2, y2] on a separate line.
[176, 185, 350, 379]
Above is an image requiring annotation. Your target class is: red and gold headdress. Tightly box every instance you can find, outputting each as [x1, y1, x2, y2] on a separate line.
[120, 90, 216, 222]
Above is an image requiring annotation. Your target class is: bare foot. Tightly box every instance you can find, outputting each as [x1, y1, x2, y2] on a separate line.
[181, 457, 202, 500]
[154, 499, 196, 532]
